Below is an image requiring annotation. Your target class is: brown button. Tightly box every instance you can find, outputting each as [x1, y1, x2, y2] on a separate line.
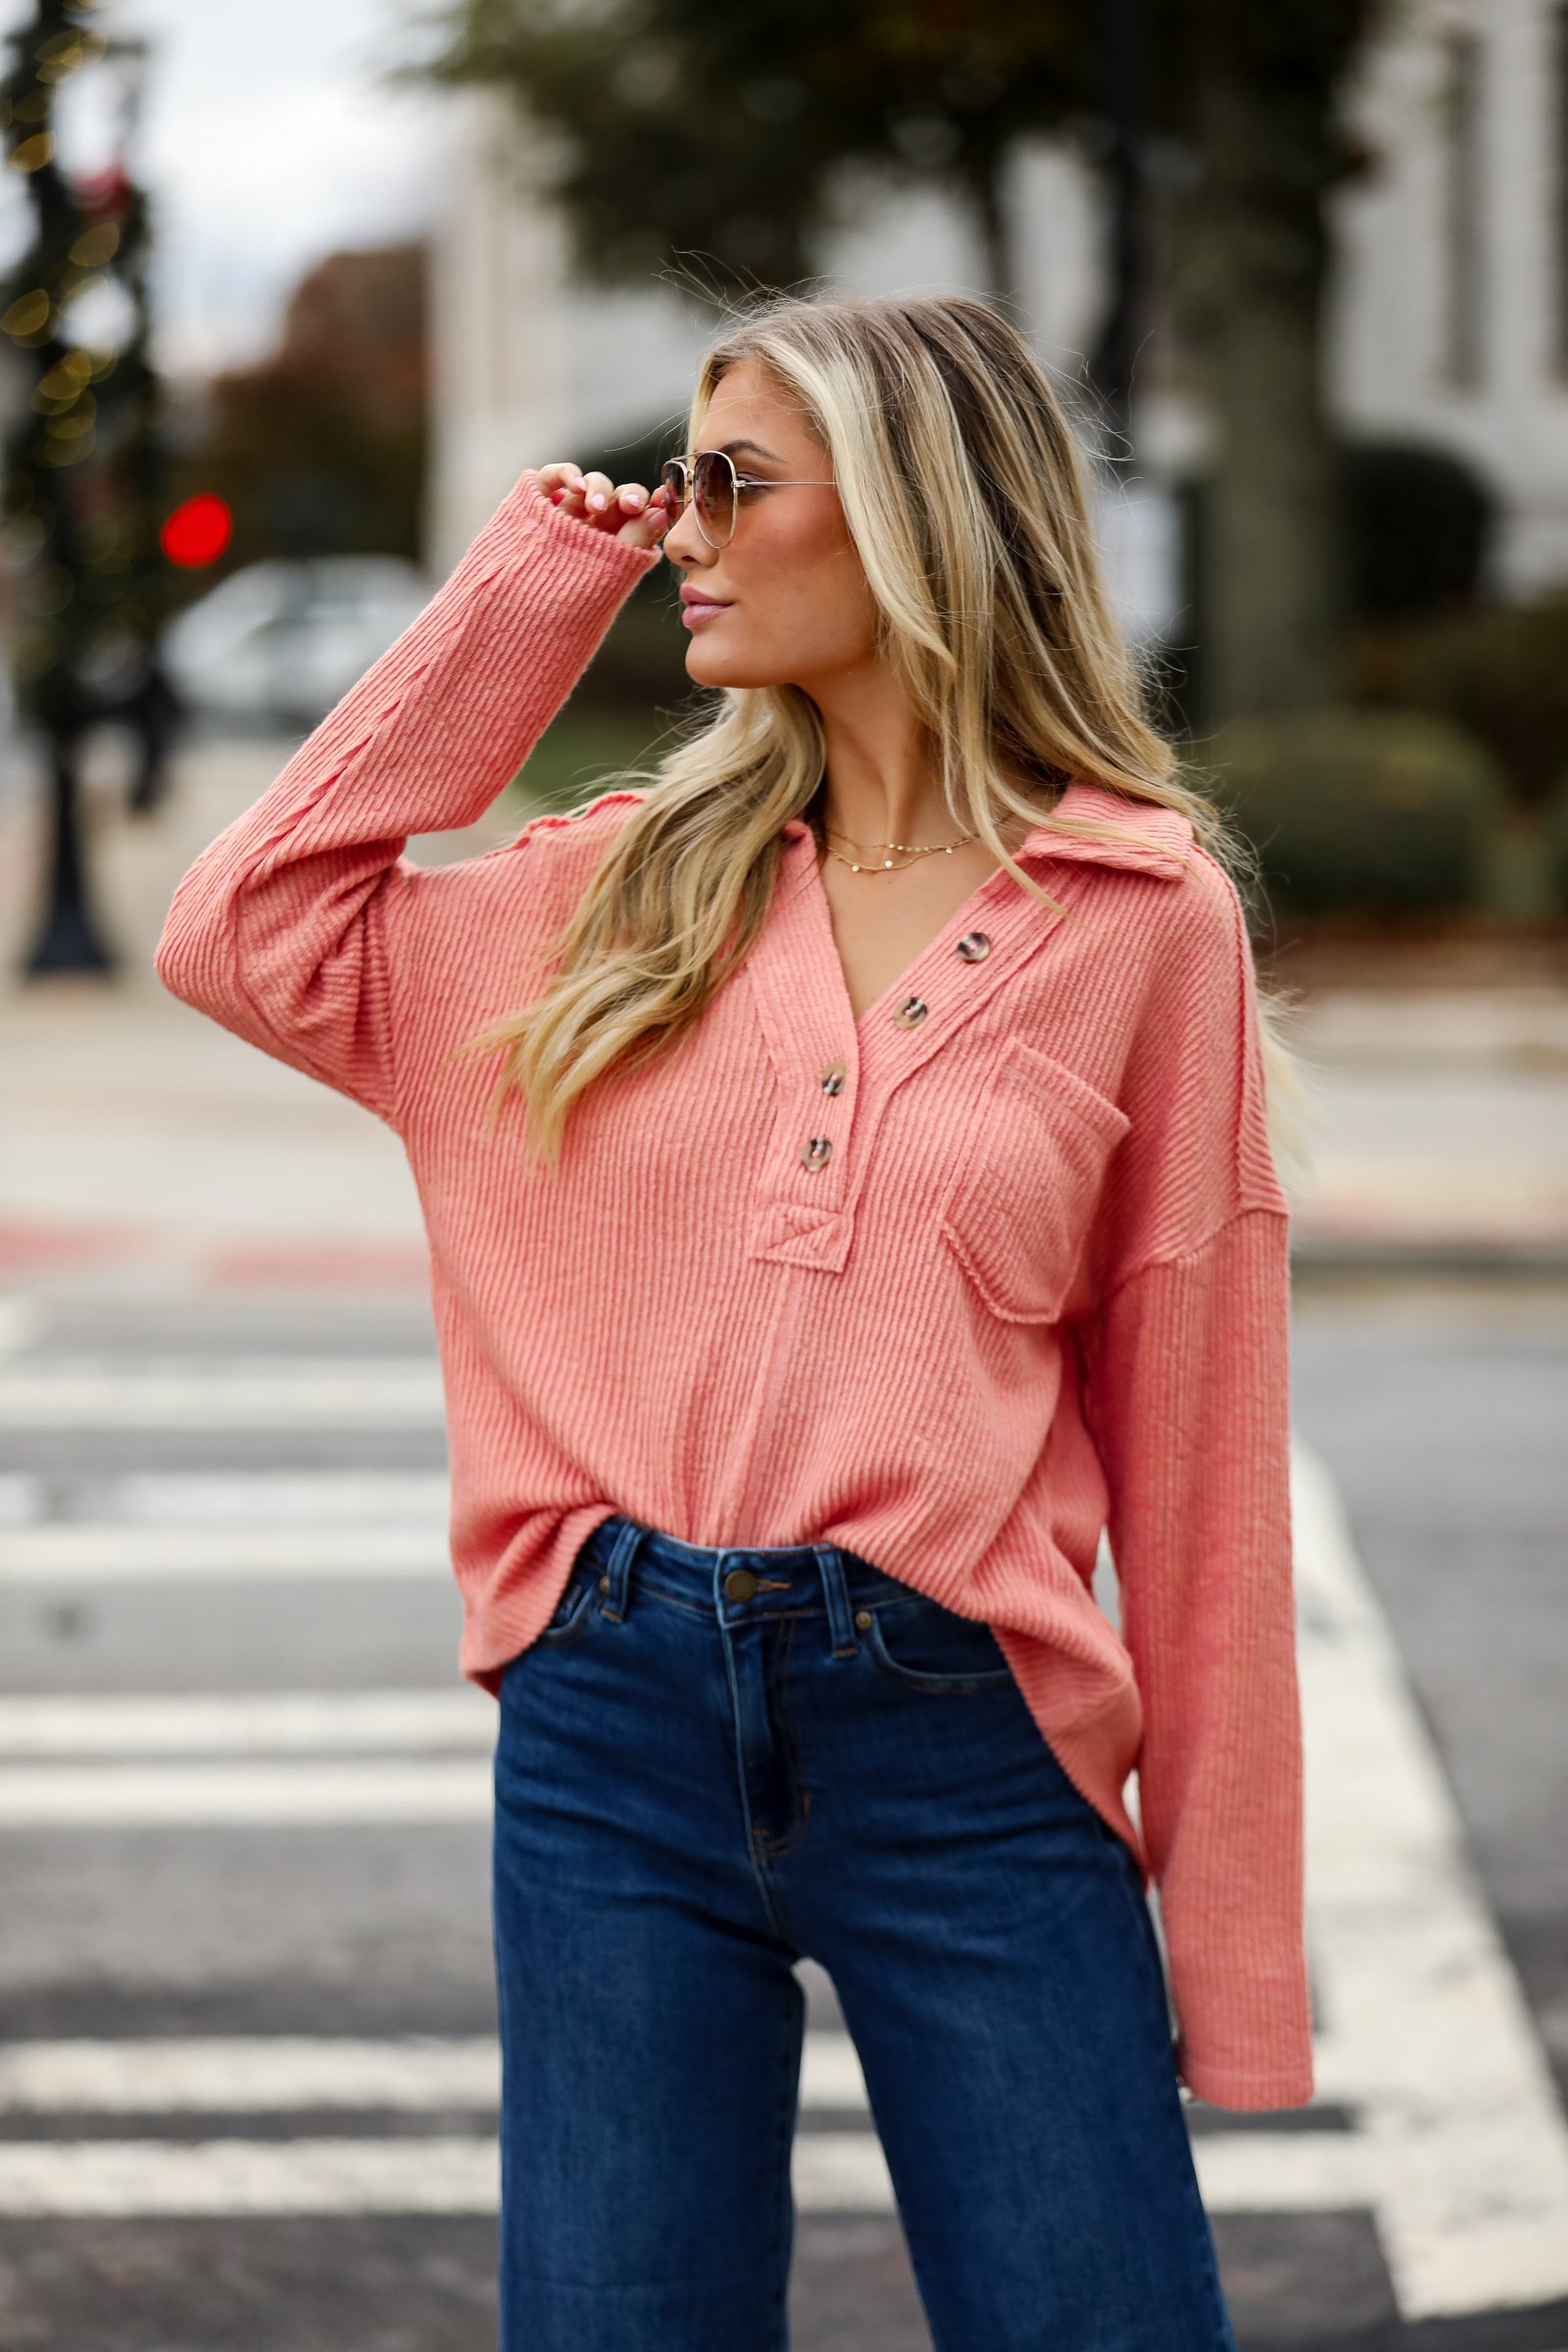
[820, 1060, 847, 1095]
[802, 1135, 832, 1171]
[854, 1608, 872, 1629]
[956, 931, 991, 961]
[724, 1566, 759, 1599]
[893, 995, 927, 1028]
[598, 1573, 610, 1592]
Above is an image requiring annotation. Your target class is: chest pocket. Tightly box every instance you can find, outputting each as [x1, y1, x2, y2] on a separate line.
[937, 1036, 1130, 1323]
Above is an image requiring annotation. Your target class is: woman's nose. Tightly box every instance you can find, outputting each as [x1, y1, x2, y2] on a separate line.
[662, 503, 715, 568]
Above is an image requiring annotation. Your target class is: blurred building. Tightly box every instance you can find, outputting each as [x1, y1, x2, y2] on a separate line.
[183, 242, 428, 568]
[427, 0, 1564, 604]
[1333, 0, 1568, 596]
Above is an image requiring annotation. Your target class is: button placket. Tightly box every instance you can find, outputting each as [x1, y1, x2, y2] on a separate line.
[802, 1054, 851, 1173]
[819, 894, 1074, 1242]
[741, 830, 1075, 1268]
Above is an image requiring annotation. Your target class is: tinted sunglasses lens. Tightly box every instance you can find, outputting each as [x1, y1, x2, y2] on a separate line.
[660, 460, 688, 514]
[693, 452, 735, 544]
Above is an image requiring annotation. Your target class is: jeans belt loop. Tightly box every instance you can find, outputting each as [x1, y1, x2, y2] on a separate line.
[599, 1515, 645, 1625]
[813, 1543, 859, 1658]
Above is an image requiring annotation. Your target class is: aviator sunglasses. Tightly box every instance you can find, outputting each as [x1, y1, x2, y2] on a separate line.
[659, 449, 836, 549]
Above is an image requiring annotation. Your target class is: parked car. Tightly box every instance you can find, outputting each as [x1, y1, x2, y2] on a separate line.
[161, 556, 435, 732]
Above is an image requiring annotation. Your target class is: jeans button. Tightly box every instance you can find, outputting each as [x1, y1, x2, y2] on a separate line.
[723, 1566, 760, 1599]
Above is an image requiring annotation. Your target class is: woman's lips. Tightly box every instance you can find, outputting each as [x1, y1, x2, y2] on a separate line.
[680, 599, 730, 629]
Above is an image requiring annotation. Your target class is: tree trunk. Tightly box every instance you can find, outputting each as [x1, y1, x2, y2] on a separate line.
[963, 154, 1020, 312]
[1191, 20, 1344, 719]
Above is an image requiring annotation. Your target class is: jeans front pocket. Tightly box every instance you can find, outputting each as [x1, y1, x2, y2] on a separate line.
[533, 1559, 601, 1649]
[860, 1588, 1016, 1693]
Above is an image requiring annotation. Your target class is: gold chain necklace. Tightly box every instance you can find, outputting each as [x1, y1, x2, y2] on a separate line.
[820, 820, 978, 875]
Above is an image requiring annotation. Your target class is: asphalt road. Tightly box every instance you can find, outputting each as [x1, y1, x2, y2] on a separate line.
[0, 1275, 1564, 2351]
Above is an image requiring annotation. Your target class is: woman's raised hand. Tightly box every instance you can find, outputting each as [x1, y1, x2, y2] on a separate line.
[537, 462, 670, 555]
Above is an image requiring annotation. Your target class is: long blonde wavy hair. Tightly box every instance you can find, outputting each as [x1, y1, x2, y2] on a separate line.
[455, 290, 1304, 1176]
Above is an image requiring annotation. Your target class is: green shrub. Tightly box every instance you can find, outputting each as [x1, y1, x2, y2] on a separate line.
[509, 709, 676, 814]
[1201, 708, 1507, 914]
[1349, 594, 1568, 806]
[1542, 774, 1568, 912]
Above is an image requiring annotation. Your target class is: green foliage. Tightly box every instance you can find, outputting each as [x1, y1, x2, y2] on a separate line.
[550, 417, 693, 710]
[168, 244, 428, 581]
[1202, 708, 1507, 914]
[508, 708, 685, 813]
[1349, 595, 1568, 808]
[394, 0, 1089, 297]
[394, 1, 1382, 726]
[1541, 776, 1568, 913]
[395, 0, 1376, 305]
[0, 1, 174, 734]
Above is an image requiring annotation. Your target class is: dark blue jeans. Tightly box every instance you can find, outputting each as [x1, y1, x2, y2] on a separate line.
[492, 1512, 1238, 2352]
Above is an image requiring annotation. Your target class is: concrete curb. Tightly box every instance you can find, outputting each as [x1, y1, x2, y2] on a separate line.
[1292, 1237, 1568, 1280]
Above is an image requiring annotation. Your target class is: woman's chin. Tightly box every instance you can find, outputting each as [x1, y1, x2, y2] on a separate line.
[683, 641, 786, 692]
[685, 646, 751, 689]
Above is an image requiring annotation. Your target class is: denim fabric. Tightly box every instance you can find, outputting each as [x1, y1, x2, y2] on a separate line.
[492, 1512, 1239, 2352]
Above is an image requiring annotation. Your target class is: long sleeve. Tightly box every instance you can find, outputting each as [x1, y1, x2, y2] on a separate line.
[1075, 852, 1314, 2110]
[1078, 1210, 1313, 2109]
[154, 469, 662, 1124]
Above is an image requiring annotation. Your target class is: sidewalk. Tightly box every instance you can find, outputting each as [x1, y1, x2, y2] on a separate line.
[0, 730, 510, 1301]
[1, 731, 1564, 1296]
[1279, 985, 1568, 1272]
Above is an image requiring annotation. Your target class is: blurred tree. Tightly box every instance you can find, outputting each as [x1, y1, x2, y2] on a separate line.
[1178, 0, 1379, 717]
[403, 2, 1087, 306]
[170, 242, 428, 576]
[403, 0, 1380, 720]
[0, 0, 180, 974]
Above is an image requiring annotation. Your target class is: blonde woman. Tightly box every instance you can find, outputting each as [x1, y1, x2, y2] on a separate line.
[157, 291, 1313, 2351]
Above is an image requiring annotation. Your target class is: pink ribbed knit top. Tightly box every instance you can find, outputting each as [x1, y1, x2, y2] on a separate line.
[156, 466, 1314, 2113]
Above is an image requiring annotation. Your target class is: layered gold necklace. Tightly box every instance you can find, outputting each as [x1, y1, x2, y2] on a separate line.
[820, 820, 978, 875]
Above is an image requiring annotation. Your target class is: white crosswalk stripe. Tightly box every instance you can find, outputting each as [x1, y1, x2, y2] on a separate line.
[0, 1469, 453, 1582]
[0, 1473, 41, 1524]
[1291, 1446, 1568, 2319]
[0, 2125, 1389, 2222]
[0, 1359, 444, 1428]
[2, 1324, 1566, 2327]
[0, 2032, 874, 2115]
[95, 1471, 452, 1523]
[0, 1691, 492, 1756]
[0, 1758, 493, 1826]
[0, 1525, 450, 1580]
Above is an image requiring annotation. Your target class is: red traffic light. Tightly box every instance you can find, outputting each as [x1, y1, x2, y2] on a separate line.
[161, 493, 231, 568]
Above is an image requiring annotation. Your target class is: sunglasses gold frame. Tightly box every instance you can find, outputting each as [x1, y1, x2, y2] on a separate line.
[660, 450, 836, 549]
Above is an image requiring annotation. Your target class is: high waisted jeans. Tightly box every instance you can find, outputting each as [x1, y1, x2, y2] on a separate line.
[492, 1512, 1239, 2352]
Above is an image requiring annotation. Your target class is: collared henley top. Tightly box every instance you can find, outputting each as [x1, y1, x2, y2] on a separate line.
[156, 466, 1314, 2114]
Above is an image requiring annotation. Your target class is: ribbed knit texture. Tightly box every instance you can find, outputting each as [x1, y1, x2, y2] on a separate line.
[155, 466, 1314, 2112]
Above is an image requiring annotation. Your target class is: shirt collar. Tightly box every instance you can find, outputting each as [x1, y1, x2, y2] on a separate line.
[781, 778, 1193, 882]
